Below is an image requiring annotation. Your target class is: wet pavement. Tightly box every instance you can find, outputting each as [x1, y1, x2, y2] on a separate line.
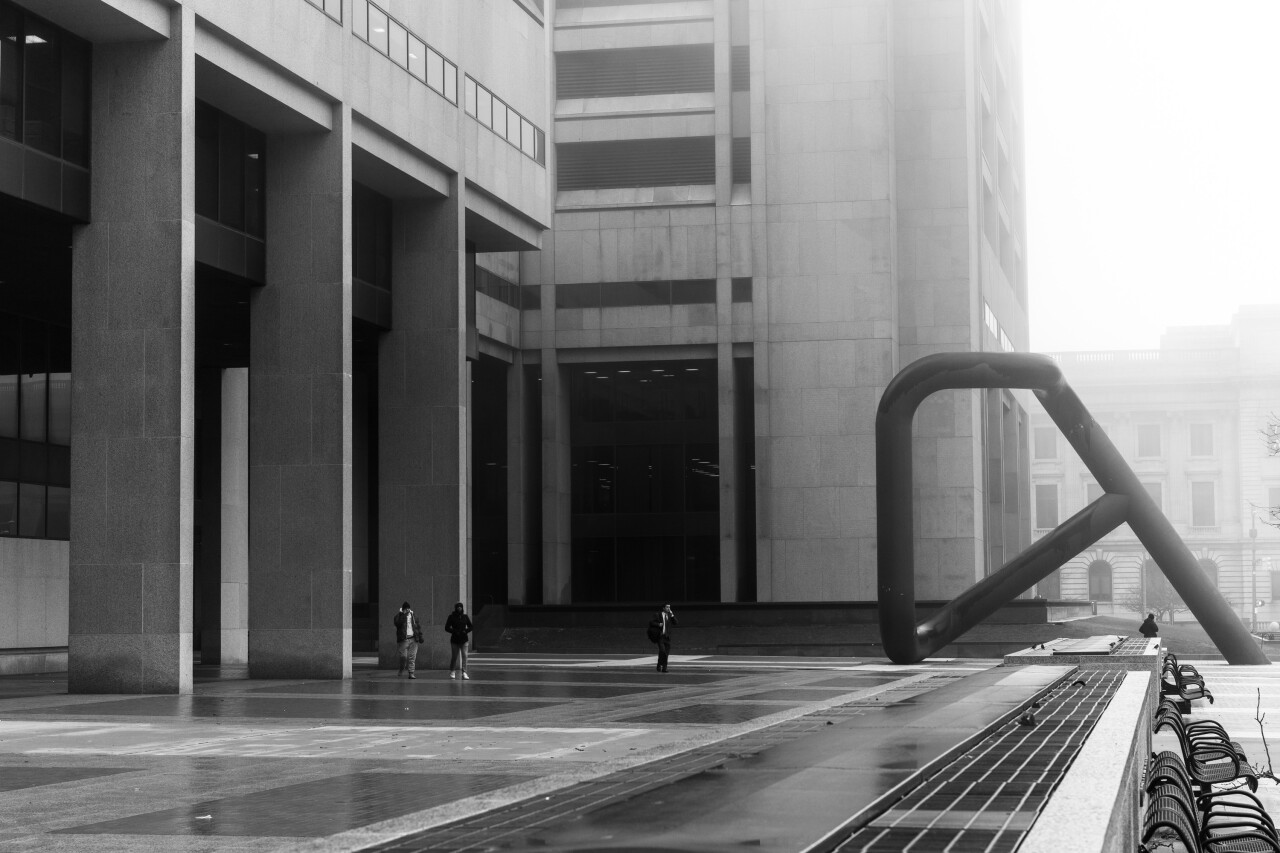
[0, 653, 1096, 852]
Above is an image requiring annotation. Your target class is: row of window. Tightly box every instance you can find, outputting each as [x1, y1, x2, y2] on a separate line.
[353, 0, 458, 106]
[1078, 558, 1225, 603]
[1034, 422, 1218, 460]
[554, 278, 752, 310]
[195, 102, 266, 239]
[464, 76, 546, 165]
[1033, 480, 1227, 530]
[0, 0, 91, 168]
[0, 314, 70, 541]
[303, 0, 342, 24]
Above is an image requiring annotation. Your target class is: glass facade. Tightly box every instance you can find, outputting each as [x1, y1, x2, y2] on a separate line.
[0, 198, 72, 540]
[353, 0, 458, 105]
[195, 101, 265, 238]
[0, 0, 90, 167]
[352, 182, 391, 290]
[464, 75, 545, 165]
[569, 360, 719, 603]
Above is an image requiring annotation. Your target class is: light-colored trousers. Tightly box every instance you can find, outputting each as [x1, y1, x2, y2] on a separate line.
[398, 639, 418, 673]
[449, 641, 468, 672]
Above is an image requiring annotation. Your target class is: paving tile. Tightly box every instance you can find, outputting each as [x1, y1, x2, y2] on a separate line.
[246, 680, 650, 699]
[54, 771, 526, 837]
[0, 766, 135, 792]
[733, 688, 852, 701]
[27, 695, 560, 721]
[618, 703, 797, 725]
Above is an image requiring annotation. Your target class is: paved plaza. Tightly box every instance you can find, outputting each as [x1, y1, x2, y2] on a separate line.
[0, 653, 1277, 852]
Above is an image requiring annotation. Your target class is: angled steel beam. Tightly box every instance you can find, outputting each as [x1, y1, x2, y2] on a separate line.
[876, 352, 1267, 665]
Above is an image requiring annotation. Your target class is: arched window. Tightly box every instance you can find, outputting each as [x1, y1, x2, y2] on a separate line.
[1199, 558, 1218, 588]
[1088, 560, 1113, 602]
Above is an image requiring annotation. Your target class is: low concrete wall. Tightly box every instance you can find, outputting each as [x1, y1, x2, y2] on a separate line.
[503, 600, 1094, 628]
[1019, 670, 1154, 853]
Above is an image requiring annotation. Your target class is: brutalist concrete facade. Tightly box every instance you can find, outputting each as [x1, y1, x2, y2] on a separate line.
[0, 0, 1029, 691]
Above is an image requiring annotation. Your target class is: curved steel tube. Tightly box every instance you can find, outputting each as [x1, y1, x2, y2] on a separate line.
[876, 352, 1267, 665]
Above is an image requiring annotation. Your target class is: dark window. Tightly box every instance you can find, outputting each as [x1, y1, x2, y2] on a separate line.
[731, 45, 750, 91]
[557, 137, 716, 191]
[195, 101, 266, 238]
[1087, 560, 1112, 602]
[556, 282, 598, 309]
[0, 480, 14, 536]
[1034, 483, 1057, 528]
[731, 277, 752, 303]
[670, 280, 715, 305]
[732, 136, 751, 184]
[1136, 424, 1161, 457]
[1033, 426, 1056, 459]
[0, 4, 21, 142]
[557, 45, 714, 99]
[0, 313, 16, 438]
[22, 16, 59, 157]
[352, 182, 392, 291]
[59, 35, 89, 166]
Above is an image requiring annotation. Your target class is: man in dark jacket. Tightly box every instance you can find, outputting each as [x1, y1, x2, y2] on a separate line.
[445, 602, 473, 680]
[656, 604, 677, 673]
[1138, 613, 1159, 639]
[394, 601, 423, 678]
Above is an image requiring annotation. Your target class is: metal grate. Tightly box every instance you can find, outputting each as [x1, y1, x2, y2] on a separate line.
[556, 137, 716, 190]
[827, 671, 1125, 853]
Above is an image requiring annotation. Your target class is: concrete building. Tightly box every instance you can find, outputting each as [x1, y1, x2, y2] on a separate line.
[0, 0, 1029, 692]
[1032, 307, 1280, 628]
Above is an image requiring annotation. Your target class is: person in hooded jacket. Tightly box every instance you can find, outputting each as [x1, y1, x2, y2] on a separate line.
[445, 601, 473, 679]
[394, 601, 423, 678]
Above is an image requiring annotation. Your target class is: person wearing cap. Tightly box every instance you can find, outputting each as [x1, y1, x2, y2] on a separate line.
[394, 601, 423, 678]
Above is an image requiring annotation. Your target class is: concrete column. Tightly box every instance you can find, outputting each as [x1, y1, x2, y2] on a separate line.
[69, 7, 195, 694]
[717, 345, 738, 601]
[378, 189, 468, 670]
[219, 368, 249, 663]
[248, 107, 352, 679]
[541, 353, 571, 603]
[506, 361, 528, 604]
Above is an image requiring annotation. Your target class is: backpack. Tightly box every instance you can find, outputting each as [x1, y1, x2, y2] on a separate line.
[646, 617, 663, 643]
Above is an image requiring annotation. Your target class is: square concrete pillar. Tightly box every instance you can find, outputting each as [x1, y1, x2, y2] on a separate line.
[248, 109, 352, 679]
[541, 355, 572, 604]
[378, 189, 468, 670]
[69, 7, 195, 694]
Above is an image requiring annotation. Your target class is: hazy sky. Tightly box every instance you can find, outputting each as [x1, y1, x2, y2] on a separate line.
[1022, 2, 1280, 353]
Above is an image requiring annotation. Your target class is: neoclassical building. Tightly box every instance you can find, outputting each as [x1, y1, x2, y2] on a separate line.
[1032, 307, 1280, 627]
[0, 0, 1030, 691]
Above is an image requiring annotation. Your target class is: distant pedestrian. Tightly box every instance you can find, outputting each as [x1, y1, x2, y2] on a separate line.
[1139, 612, 1159, 639]
[445, 602, 473, 679]
[655, 604, 677, 673]
[394, 601, 423, 678]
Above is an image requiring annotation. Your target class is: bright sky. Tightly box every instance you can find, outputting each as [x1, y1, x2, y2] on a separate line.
[1022, 2, 1280, 353]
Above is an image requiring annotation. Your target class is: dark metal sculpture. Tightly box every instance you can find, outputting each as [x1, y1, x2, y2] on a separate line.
[876, 352, 1267, 665]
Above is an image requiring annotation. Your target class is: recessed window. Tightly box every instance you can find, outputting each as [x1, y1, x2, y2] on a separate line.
[1190, 423, 1213, 456]
[1034, 483, 1057, 529]
[1087, 560, 1113, 602]
[1033, 426, 1056, 460]
[1191, 481, 1216, 527]
[1136, 424, 1161, 458]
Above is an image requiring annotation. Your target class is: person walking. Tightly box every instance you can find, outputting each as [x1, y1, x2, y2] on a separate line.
[445, 601, 473, 679]
[394, 601, 423, 678]
[655, 603, 677, 673]
[1138, 612, 1159, 639]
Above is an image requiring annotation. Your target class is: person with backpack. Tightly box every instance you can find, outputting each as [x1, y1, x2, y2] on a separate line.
[648, 604, 677, 672]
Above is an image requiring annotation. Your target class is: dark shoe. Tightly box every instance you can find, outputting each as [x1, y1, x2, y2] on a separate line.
[662, 667, 668, 672]
[408, 673, 416, 679]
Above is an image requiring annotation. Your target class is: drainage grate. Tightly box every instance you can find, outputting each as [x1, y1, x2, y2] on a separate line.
[827, 670, 1125, 853]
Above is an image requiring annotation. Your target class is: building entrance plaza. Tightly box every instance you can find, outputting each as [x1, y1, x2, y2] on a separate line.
[0, 651, 1273, 852]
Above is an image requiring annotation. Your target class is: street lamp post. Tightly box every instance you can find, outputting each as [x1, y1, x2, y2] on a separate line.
[1251, 513, 1258, 633]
